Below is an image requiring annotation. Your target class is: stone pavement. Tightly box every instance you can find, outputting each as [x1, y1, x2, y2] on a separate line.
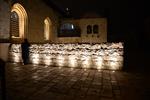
[3, 63, 150, 100]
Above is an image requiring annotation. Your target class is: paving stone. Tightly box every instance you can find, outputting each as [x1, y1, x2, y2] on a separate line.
[83, 95, 101, 100]
[113, 89, 121, 95]
[114, 95, 122, 100]
[101, 97, 114, 100]
[87, 88, 100, 96]
[77, 87, 88, 97]
[68, 88, 79, 97]
[4, 63, 150, 100]
[101, 87, 113, 97]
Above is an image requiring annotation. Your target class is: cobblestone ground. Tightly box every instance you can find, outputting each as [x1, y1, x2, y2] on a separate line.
[4, 63, 150, 100]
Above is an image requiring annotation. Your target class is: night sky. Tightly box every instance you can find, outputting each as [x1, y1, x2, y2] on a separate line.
[50, 0, 108, 16]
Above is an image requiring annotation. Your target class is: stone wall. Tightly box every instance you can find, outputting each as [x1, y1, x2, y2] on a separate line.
[58, 18, 107, 43]
[9, 42, 123, 70]
[26, 0, 60, 43]
[0, 0, 10, 41]
[11, 0, 60, 43]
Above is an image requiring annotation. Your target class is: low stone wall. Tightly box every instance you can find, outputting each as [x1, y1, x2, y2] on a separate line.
[9, 43, 123, 70]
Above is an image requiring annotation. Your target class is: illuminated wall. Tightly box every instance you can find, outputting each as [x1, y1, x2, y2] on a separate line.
[44, 17, 52, 41]
[11, 3, 28, 40]
[8, 0, 60, 43]
[57, 18, 107, 43]
[26, 0, 59, 43]
[9, 43, 123, 70]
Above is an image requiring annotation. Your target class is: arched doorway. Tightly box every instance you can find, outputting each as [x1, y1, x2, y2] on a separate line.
[11, 3, 28, 40]
[44, 17, 52, 41]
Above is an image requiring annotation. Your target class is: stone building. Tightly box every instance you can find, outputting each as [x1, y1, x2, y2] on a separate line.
[58, 17, 107, 43]
[0, 0, 107, 43]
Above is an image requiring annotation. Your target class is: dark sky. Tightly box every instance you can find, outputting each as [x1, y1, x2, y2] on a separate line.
[50, 0, 111, 17]
[50, 0, 148, 17]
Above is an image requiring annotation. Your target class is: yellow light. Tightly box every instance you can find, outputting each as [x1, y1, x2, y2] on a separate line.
[81, 56, 91, 68]
[31, 54, 40, 64]
[11, 3, 28, 39]
[95, 56, 103, 70]
[57, 55, 65, 67]
[43, 55, 52, 65]
[13, 53, 21, 62]
[44, 18, 49, 40]
[10, 43, 124, 70]
[68, 55, 78, 67]
[109, 61, 120, 70]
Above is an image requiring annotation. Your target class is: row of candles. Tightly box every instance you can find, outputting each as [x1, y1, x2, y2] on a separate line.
[9, 43, 123, 70]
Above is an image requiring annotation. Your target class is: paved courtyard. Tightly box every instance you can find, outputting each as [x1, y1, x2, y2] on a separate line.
[3, 63, 150, 100]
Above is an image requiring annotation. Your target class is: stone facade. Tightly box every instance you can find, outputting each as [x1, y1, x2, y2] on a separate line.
[10, 0, 60, 43]
[0, 0, 107, 43]
[0, 0, 10, 42]
[58, 18, 107, 43]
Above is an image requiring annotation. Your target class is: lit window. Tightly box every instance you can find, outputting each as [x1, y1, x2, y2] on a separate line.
[44, 17, 52, 40]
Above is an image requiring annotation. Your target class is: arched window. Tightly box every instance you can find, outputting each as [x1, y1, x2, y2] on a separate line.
[10, 11, 19, 37]
[11, 3, 28, 39]
[93, 25, 99, 34]
[87, 25, 92, 34]
[44, 17, 52, 40]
